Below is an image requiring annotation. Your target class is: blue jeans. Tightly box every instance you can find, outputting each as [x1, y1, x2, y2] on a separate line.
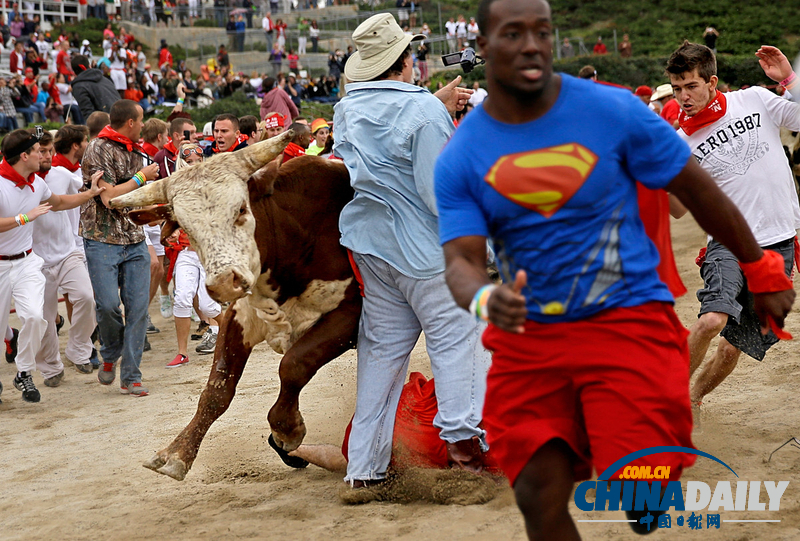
[84, 239, 150, 386]
[344, 252, 490, 482]
[16, 103, 45, 125]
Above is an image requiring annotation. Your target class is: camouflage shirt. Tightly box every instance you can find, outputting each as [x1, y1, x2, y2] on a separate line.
[80, 137, 145, 245]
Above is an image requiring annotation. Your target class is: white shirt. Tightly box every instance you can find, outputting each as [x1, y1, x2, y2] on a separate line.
[57, 82, 77, 105]
[467, 22, 479, 40]
[468, 87, 487, 106]
[262, 16, 273, 32]
[445, 20, 457, 37]
[33, 167, 82, 266]
[456, 21, 467, 37]
[0, 174, 52, 256]
[679, 87, 800, 245]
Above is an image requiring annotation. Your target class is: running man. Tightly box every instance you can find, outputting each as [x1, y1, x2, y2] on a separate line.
[665, 42, 800, 406]
[434, 0, 795, 538]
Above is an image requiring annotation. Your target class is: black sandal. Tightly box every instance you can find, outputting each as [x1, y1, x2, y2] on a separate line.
[268, 434, 309, 469]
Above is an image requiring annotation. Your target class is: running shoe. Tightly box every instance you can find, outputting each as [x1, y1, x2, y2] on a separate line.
[159, 294, 173, 319]
[166, 354, 189, 368]
[44, 369, 65, 387]
[195, 331, 217, 355]
[56, 314, 65, 335]
[98, 361, 117, 385]
[191, 321, 209, 341]
[120, 382, 149, 397]
[14, 371, 41, 402]
[146, 314, 160, 334]
[5, 327, 18, 363]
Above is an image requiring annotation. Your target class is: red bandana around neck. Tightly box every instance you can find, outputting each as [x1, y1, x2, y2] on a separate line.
[0, 159, 36, 192]
[213, 134, 249, 153]
[97, 125, 145, 154]
[52, 152, 80, 173]
[678, 90, 727, 136]
[163, 139, 178, 157]
[283, 142, 306, 161]
[142, 141, 160, 158]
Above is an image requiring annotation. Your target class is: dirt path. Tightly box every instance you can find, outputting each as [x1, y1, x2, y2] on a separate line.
[2, 215, 800, 540]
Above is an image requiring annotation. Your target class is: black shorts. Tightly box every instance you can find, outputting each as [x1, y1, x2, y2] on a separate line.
[697, 238, 794, 360]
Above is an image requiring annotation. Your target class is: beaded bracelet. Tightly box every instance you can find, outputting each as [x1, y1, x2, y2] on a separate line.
[469, 284, 497, 321]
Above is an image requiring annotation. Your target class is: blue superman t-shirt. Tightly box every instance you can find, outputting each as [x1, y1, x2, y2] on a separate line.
[435, 74, 692, 323]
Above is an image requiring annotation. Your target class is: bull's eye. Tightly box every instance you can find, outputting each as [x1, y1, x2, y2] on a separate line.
[239, 206, 246, 215]
[235, 204, 248, 225]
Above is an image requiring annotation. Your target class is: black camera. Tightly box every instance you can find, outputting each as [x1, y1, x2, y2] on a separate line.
[184, 130, 191, 141]
[441, 47, 485, 73]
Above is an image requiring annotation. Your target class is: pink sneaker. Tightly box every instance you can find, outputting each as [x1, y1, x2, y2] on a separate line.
[166, 354, 189, 368]
[120, 382, 149, 397]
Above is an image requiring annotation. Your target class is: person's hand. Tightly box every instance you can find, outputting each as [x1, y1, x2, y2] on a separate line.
[756, 45, 794, 83]
[177, 82, 185, 99]
[25, 202, 52, 221]
[754, 289, 796, 337]
[87, 170, 107, 197]
[487, 269, 528, 334]
[434, 75, 473, 113]
[141, 163, 160, 181]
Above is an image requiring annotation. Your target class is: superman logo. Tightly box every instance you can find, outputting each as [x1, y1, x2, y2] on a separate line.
[484, 144, 598, 218]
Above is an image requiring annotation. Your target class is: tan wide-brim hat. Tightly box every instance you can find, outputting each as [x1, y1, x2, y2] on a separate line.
[345, 13, 425, 83]
[651, 83, 674, 102]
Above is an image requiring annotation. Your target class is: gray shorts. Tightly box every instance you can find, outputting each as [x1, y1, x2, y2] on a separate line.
[697, 238, 794, 360]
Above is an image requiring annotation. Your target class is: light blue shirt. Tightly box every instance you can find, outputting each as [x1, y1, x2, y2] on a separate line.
[334, 80, 454, 279]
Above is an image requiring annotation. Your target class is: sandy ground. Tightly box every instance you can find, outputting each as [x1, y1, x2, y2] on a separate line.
[3, 215, 800, 540]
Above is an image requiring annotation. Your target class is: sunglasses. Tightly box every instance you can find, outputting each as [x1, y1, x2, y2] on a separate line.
[180, 146, 203, 159]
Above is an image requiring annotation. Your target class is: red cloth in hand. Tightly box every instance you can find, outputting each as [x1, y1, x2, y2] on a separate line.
[740, 250, 793, 294]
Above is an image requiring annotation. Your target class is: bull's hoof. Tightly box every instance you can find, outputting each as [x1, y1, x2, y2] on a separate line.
[268, 434, 309, 469]
[143, 452, 189, 481]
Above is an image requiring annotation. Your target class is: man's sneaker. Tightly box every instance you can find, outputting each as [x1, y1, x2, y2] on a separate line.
[166, 353, 189, 368]
[13, 371, 41, 402]
[195, 331, 217, 355]
[56, 314, 65, 335]
[44, 369, 65, 387]
[191, 321, 209, 341]
[89, 348, 100, 369]
[5, 327, 18, 363]
[146, 314, 160, 334]
[143, 336, 151, 352]
[159, 294, 173, 319]
[98, 362, 117, 385]
[75, 362, 93, 374]
[120, 382, 149, 397]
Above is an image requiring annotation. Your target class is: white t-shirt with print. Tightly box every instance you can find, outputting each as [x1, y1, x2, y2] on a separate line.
[679, 86, 800, 246]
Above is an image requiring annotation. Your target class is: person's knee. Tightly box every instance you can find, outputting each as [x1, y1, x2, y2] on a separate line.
[513, 441, 575, 526]
[693, 311, 728, 338]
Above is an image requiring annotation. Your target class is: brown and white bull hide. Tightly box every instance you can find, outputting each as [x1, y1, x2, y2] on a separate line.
[110, 137, 361, 481]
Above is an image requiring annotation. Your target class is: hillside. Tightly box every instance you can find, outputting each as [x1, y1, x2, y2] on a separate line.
[407, 0, 800, 58]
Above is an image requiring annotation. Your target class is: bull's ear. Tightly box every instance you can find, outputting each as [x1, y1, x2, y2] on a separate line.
[128, 205, 173, 226]
[160, 219, 180, 247]
[248, 160, 280, 202]
[110, 179, 169, 208]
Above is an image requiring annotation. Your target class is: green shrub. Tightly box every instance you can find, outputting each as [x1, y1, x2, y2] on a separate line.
[193, 19, 218, 28]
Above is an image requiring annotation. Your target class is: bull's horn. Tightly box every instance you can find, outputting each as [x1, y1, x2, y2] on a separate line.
[109, 178, 169, 208]
[235, 130, 295, 174]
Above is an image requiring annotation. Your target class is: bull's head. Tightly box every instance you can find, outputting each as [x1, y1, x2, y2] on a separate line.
[110, 131, 293, 302]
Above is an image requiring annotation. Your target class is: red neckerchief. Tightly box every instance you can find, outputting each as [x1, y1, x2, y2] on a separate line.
[0, 159, 36, 192]
[678, 90, 727, 136]
[97, 125, 145, 153]
[142, 141, 159, 158]
[52, 152, 80, 172]
[36, 170, 48, 180]
[282, 142, 306, 163]
[163, 140, 178, 157]
[213, 134, 249, 153]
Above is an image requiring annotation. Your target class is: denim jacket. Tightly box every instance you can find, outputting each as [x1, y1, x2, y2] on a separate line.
[334, 80, 455, 279]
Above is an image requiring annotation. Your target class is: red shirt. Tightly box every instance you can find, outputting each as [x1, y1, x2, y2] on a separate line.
[56, 49, 73, 76]
[660, 99, 681, 126]
[593, 43, 608, 54]
[287, 54, 299, 70]
[159, 48, 173, 69]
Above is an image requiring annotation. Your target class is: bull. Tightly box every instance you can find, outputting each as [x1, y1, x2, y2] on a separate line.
[110, 132, 361, 481]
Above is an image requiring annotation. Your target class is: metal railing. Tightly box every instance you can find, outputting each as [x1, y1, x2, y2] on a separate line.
[0, 1, 81, 25]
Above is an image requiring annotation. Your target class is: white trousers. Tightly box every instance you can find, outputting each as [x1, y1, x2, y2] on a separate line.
[298, 36, 307, 55]
[36, 251, 97, 376]
[0, 253, 48, 374]
[173, 250, 221, 319]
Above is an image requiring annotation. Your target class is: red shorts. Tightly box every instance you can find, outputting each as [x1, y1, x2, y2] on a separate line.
[482, 302, 696, 485]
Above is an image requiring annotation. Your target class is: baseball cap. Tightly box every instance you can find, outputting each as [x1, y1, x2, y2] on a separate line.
[634, 85, 653, 98]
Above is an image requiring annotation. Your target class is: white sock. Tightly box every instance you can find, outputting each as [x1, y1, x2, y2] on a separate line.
[210, 326, 219, 335]
[5, 325, 13, 341]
